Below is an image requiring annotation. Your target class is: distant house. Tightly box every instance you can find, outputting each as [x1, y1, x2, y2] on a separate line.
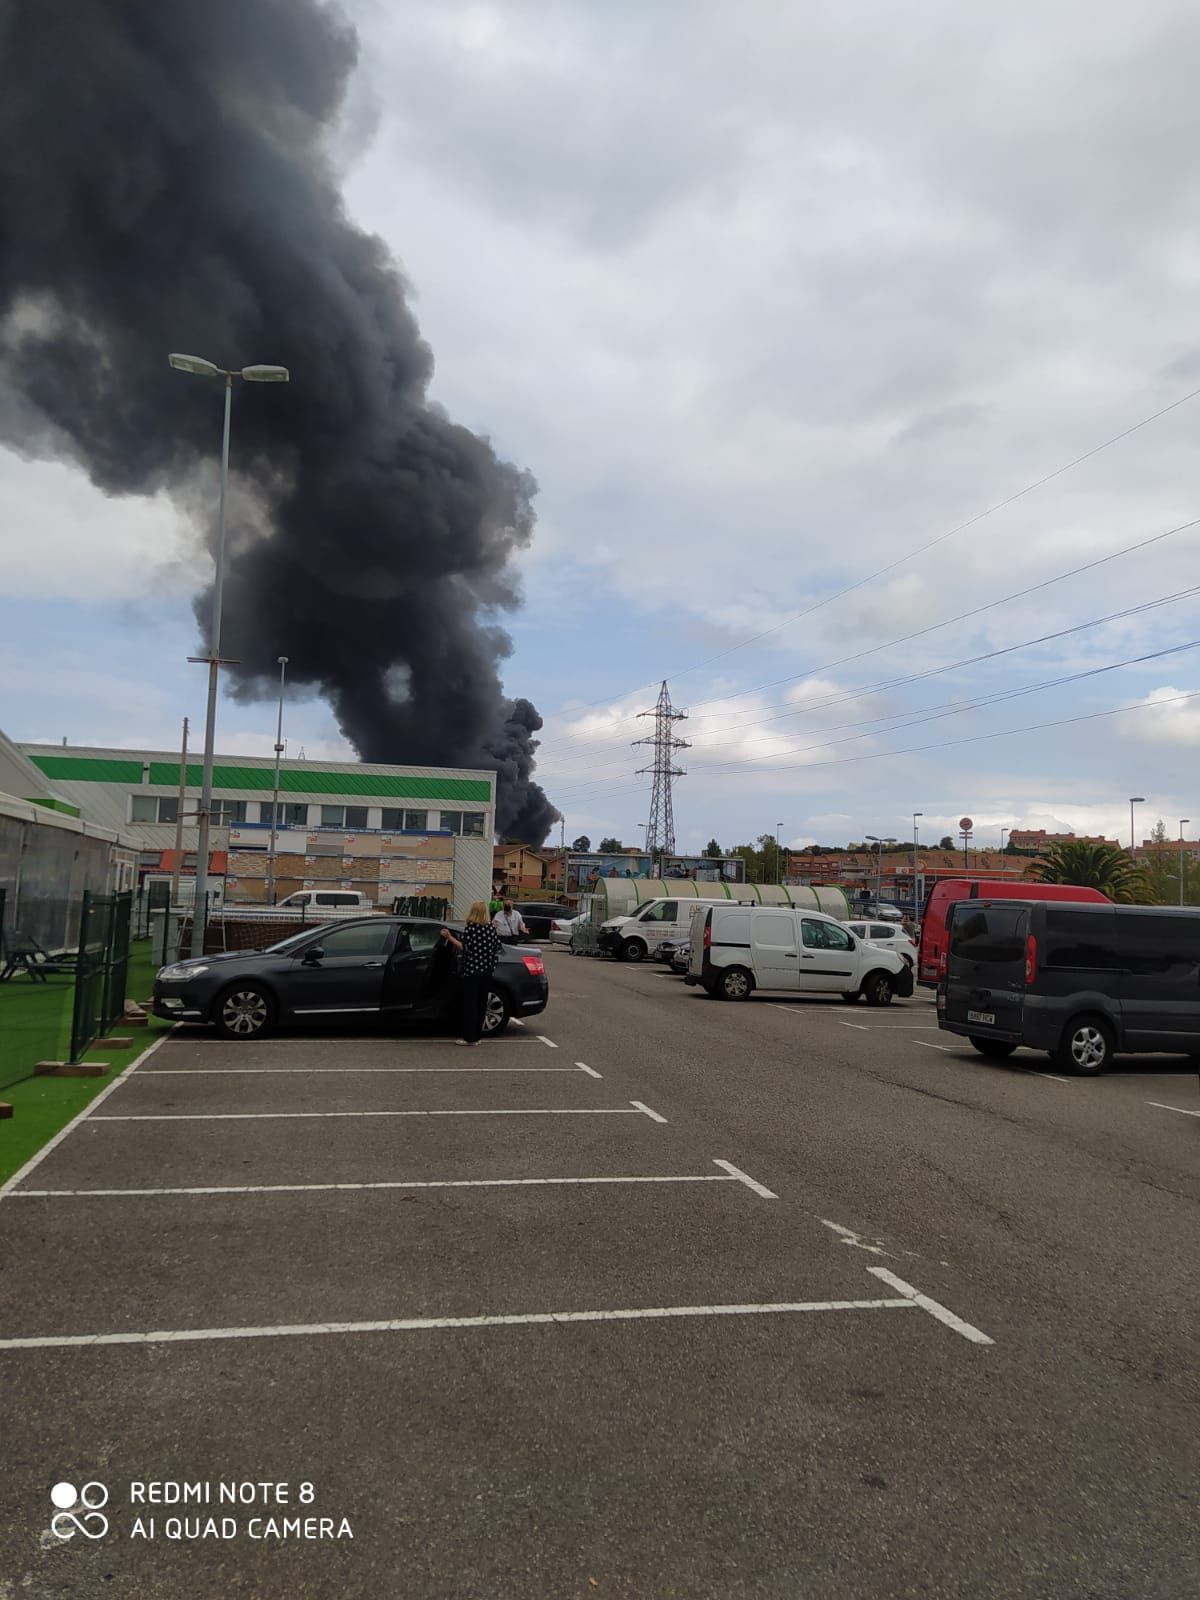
[1008, 829, 1115, 853]
[493, 843, 549, 895]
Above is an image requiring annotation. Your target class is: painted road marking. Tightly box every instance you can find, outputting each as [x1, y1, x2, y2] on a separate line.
[1032, 1072, 1071, 1084]
[538, 1035, 559, 1049]
[89, 1104, 662, 1123]
[0, 1027, 175, 1200]
[915, 1040, 953, 1053]
[631, 1101, 668, 1124]
[1146, 1100, 1200, 1119]
[135, 1066, 586, 1075]
[822, 1219, 888, 1255]
[868, 1266, 993, 1345]
[712, 1160, 778, 1199]
[6, 1159, 776, 1201]
[0, 1294, 920, 1350]
[0, 1265, 993, 1351]
[576, 1062, 602, 1078]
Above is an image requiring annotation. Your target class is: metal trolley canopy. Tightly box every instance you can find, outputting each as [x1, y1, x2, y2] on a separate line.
[586, 879, 850, 923]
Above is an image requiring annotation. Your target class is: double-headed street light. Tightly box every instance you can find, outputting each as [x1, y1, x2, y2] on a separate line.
[1128, 796, 1145, 854]
[265, 656, 290, 905]
[912, 813, 923, 924]
[1180, 819, 1191, 908]
[170, 354, 289, 956]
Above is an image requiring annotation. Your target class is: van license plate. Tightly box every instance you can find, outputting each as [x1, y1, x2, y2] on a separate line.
[967, 1010, 995, 1025]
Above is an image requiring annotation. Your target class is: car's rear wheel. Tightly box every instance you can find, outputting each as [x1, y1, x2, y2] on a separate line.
[620, 938, 647, 963]
[970, 1036, 1017, 1059]
[215, 983, 276, 1040]
[481, 987, 511, 1036]
[716, 966, 752, 1001]
[1055, 1015, 1113, 1075]
[862, 972, 893, 1007]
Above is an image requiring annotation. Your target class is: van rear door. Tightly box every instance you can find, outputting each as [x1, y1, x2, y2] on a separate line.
[943, 902, 1028, 1036]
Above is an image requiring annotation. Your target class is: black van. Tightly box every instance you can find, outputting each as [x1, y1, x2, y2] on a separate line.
[938, 899, 1200, 1073]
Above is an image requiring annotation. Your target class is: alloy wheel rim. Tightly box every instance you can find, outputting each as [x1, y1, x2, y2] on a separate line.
[726, 973, 748, 997]
[1072, 1027, 1104, 1067]
[482, 993, 506, 1033]
[224, 991, 267, 1035]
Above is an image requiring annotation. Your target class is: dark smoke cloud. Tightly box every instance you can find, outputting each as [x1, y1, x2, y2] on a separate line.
[0, 0, 558, 843]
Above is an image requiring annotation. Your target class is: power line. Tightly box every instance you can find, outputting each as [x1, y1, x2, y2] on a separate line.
[540, 379, 1200, 727]
[535, 581, 1200, 779]
[551, 686, 1200, 811]
[546, 637, 1199, 805]
[534, 511, 1200, 758]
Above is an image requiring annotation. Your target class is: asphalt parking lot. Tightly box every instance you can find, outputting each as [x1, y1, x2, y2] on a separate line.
[1, 948, 1196, 1599]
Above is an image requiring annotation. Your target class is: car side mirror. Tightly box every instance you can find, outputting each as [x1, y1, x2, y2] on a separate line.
[302, 946, 324, 965]
[845, 936, 856, 950]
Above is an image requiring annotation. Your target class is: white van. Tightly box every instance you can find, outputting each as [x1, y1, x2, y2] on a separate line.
[598, 897, 699, 962]
[686, 904, 913, 1004]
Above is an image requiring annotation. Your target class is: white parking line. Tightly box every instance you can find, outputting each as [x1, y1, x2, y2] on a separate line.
[537, 1035, 559, 1050]
[6, 1158, 774, 1201]
[0, 1027, 175, 1200]
[1146, 1100, 1200, 1119]
[1032, 1072, 1071, 1084]
[712, 1160, 778, 1199]
[915, 1040, 953, 1053]
[576, 1062, 602, 1078]
[89, 1104, 662, 1123]
[631, 1101, 668, 1124]
[136, 1067, 584, 1075]
[868, 1266, 993, 1345]
[0, 1294, 920, 1350]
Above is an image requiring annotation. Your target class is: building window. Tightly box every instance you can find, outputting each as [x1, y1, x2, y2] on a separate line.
[261, 802, 309, 829]
[442, 811, 487, 838]
[130, 795, 157, 823]
[381, 808, 430, 831]
[321, 805, 345, 827]
[344, 805, 368, 830]
[210, 800, 247, 825]
[158, 796, 179, 825]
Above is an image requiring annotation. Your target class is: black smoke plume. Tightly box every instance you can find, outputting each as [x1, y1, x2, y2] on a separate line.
[0, 0, 558, 843]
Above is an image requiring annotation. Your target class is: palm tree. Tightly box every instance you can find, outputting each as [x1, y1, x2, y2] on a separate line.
[1024, 841, 1153, 904]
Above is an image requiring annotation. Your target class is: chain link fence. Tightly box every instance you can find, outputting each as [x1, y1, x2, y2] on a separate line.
[68, 889, 132, 1064]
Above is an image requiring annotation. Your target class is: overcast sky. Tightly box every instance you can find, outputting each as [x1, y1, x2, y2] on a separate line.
[4, 0, 1200, 851]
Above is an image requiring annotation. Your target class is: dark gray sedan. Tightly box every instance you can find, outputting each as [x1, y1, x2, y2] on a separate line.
[153, 917, 548, 1041]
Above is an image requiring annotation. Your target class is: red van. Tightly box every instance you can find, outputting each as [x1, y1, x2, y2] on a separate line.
[917, 878, 1111, 986]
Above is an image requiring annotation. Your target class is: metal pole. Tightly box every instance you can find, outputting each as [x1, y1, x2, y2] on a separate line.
[912, 812, 921, 923]
[560, 815, 566, 899]
[1179, 819, 1190, 907]
[265, 655, 288, 904]
[190, 372, 233, 958]
[776, 823, 783, 886]
[169, 716, 189, 907]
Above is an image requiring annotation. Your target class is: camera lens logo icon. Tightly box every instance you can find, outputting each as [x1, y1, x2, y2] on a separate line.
[50, 1481, 109, 1540]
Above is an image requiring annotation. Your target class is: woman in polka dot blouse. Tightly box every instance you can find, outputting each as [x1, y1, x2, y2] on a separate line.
[440, 902, 504, 1045]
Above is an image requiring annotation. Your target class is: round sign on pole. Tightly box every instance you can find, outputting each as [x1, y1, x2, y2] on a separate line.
[959, 816, 973, 833]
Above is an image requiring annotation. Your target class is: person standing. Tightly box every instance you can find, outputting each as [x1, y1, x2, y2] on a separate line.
[492, 900, 530, 944]
[440, 904, 504, 1045]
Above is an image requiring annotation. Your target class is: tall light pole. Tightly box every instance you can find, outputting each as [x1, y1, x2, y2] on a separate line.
[1000, 826, 1008, 853]
[912, 812, 923, 922]
[1129, 796, 1145, 854]
[866, 834, 881, 911]
[265, 655, 289, 904]
[170, 354, 289, 956]
[776, 822, 784, 886]
[1180, 819, 1191, 907]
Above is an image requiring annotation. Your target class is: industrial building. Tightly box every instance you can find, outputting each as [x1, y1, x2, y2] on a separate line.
[20, 743, 497, 919]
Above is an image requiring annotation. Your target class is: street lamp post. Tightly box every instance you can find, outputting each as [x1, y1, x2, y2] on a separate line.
[1180, 819, 1191, 908]
[1000, 826, 1008, 853]
[170, 355, 289, 956]
[866, 835, 882, 911]
[265, 656, 289, 904]
[776, 822, 784, 886]
[912, 812, 923, 923]
[1129, 796, 1145, 854]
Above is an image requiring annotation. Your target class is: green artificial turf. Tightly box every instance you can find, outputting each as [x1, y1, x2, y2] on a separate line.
[0, 940, 170, 1186]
